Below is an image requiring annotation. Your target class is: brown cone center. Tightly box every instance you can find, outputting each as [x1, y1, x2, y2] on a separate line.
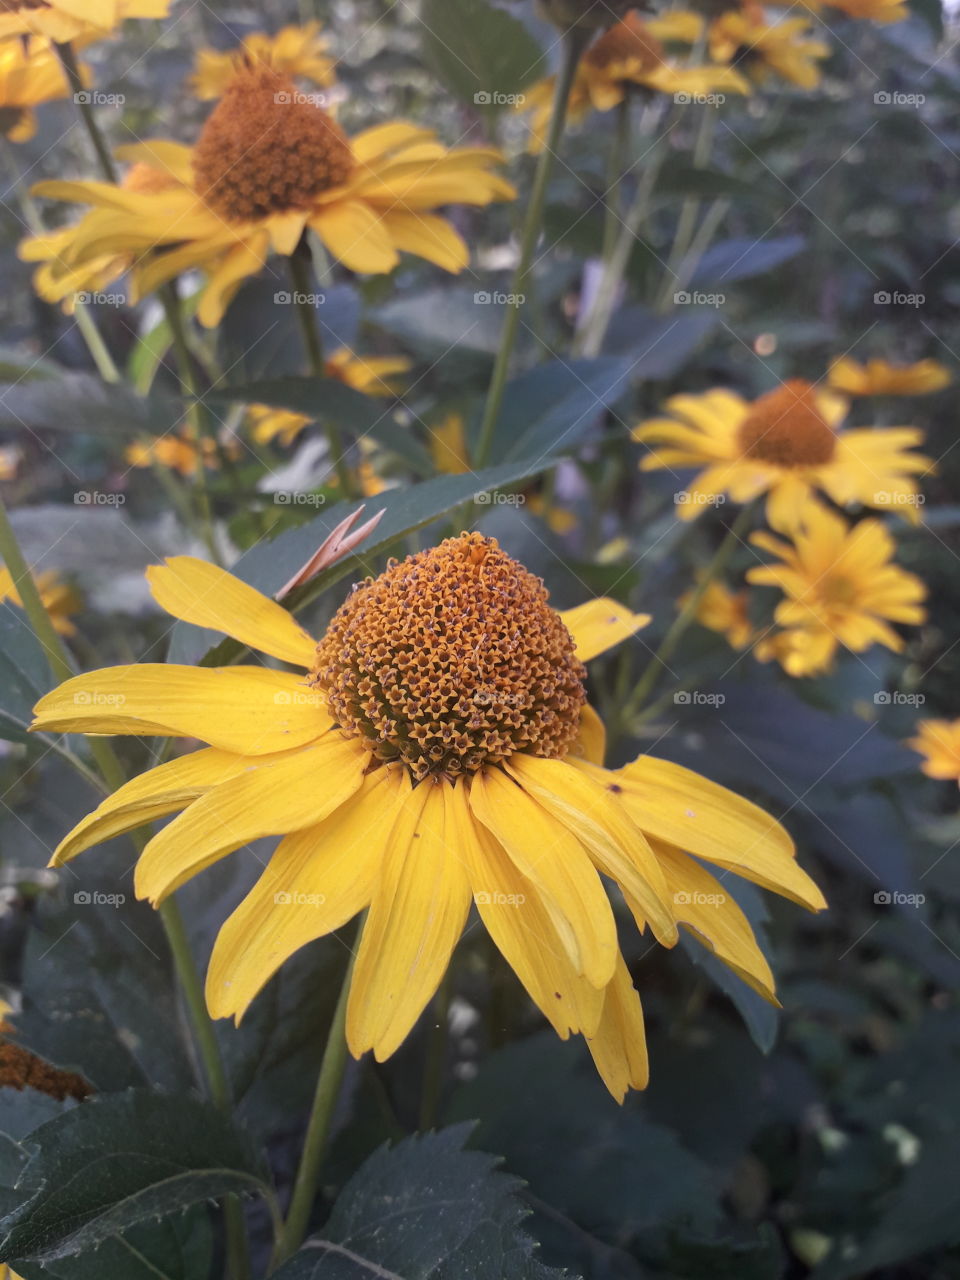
[737, 379, 837, 468]
[585, 11, 665, 72]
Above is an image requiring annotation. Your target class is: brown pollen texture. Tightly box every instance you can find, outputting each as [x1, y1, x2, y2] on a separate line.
[585, 12, 666, 72]
[310, 533, 587, 781]
[0, 1035, 92, 1102]
[192, 65, 353, 222]
[737, 378, 838, 468]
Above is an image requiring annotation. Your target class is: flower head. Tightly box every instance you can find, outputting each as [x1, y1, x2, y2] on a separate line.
[0, 0, 170, 40]
[635, 379, 933, 530]
[908, 720, 960, 785]
[0, 35, 78, 142]
[0, 566, 78, 636]
[28, 68, 515, 327]
[125, 432, 236, 477]
[709, 12, 831, 88]
[747, 502, 926, 675]
[520, 10, 749, 149]
[828, 357, 951, 397]
[192, 22, 335, 101]
[693, 578, 755, 649]
[31, 535, 824, 1100]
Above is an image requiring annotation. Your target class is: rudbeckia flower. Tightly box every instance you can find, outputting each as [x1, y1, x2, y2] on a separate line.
[692, 579, 755, 650]
[31, 534, 824, 1100]
[0, 566, 78, 637]
[828, 357, 951, 397]
[747, 503, 926, 676]
[908, 720, 960, 786]
[0, 35, 80, 142]
[0, 0, 170, 40]
[519, 10, 750, 150]
[192, 23, 336, 101]
[634, 378, 933, 530]
[125, 431, 237, 477]
[27, 65, 515, 327]
[708, 12, 831, 89]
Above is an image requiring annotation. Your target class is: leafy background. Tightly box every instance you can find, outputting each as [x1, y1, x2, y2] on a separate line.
[1, 0, 959, 1277]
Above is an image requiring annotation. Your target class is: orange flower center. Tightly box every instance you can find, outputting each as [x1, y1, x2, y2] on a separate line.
[192, 65, 353, 223]
[122, 162, 180, 195]
[736, 379, 837, 468]
[311, 532, 586, 781]
[585, 11, 665, 72]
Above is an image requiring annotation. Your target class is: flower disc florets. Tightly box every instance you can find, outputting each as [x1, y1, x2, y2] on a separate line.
[311, 533, 587, 781]
[192, 64, 353, 222]
[585, 13, 666, 72]
[737, 378, 837, 467]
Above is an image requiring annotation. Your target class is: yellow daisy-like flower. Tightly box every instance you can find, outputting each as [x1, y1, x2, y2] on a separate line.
[907, 720, 960, 786]
[520, 10, 750, 151]
[192, 23, 336, 101]
[692, 579, 755, 649]
[0, 566, 78, 637]
[30, 534, 824, 1100]
[828, 357, 951, 397]
[249, 349, 410, 447]
[746, 503, 926, 676]
[0, 0, 170, 40]
[709, 12, 831, 89]
[634, 378, 933, 531]
[125, 432, 237, 477]
[0, 35, 80, 142]
[428, 412, 472, 475]
[28, 65, 515, 328]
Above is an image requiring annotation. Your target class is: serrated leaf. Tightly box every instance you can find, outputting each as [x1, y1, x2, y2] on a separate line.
[167, 460, 556, 666]
[12, 1211, 214, 1280]
[420, 0, 545, 108]
[273, 1124, 565, 1280]
[0, 1091, 271, 1264]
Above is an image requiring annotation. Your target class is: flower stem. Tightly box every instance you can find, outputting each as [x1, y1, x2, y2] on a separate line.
[419, 968, 451, 1132]
[272, 934, 358, 1268]
[622, 501, 756, 726]
[55, 42, 118, 184]
[475, 27, 590, 466]
[288, 252, 356, 500]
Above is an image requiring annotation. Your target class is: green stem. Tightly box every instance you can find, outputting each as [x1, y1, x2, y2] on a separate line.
[622, 501, 756, 726]
[419, 969, 451, 1132]
[655, 106, 717, 311]
[55, 42, 118, 183]
[600, 97, 631, 272]
[288, 252, 356, 499]
[475, 27, 590, 466]
[272, 934, 359, 1268]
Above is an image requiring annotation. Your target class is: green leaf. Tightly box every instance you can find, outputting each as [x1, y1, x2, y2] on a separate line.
[0, 375, 179, 437]
[212, 376, 434, 473]
[0, 1090, 271, 1264]
[12, 1212, 214, 1280]
[168, 459, 557, 666]
[691, 235, 806, 286]
[0, 602, 51, 744]
[420, 0, 545, 108]
[273, 1124, 565, 1280]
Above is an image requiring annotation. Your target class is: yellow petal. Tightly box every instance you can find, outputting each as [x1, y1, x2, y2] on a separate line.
[444, 781, 604, 1037]
[135, 734, 369, 904]
[147, 556, 316, 668]
[197, 237, 270, 328]
[508, 756, 678, 947]
[51, 747, 267, 866]
[377, 211, 468, 273]
[347, 780, 472, 1060]
[571, 702, 606, 766]
[584, 955, 649, 1102]
[206, 767, 410, 1021]
[611, 755, 826, 911]
[32, 665, 331, 755]
[469, 768, 618, 988]
[310, 201, 400, 275]
[657, 843, 778, 1001]
[559, 599, 650, 662]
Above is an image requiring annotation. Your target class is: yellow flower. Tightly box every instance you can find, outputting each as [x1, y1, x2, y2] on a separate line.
[21, 156, 189, 312]
[908, 720, 960, 785]
[249, 349, 410, 447]
[802, 0, 907, 21]
[0, 35, 79, 142]
[828, 357, 951, 397]
[0, 0, 170, 40]
[0, 566, 78, 637]
[746, 503, 926, 676]
[29, 65, 515, 327]
[709, 12, 831, 89]
[30, 534, 824, 1101]
[692, 579, 755, 649]
[428, 412, 472, 475]
[192, 23, 336, 101]
[520, 10, 749, 150]
[125, 432, 234, 477]
[635, 378, 933, 531]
